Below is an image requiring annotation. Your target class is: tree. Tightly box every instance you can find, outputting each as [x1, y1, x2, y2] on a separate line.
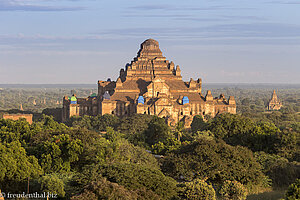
[105, 127, 123, 143]
[219, 180, 247, 200]
[117, 114, 153, 147]
[241, 98, 251, 106]
[178, 178, 216, 200]
[144, 116, 172, 146]
[69, 115, 93, 130]
[68, 114, 119, 131]
[79, 163, 177, 199]
[175, 121, 184, 141]
[276, 130, 300, 162]
[92, 114, 119, 131]
[151, 137, 181, 155]
[39, 134, 83, 173]
[206, 113, 254, 140]
[245, 121, 280, 153]
[38, 115, 69, 133]
[81, 130, 159, 170]
[191, 115, 206, 133]
[39, 174, 65, 197]
[285, 179, 300, 200]
[71, 177, 161, 200]
[162, 138, 266, 188]
[0, 141, 42, 192]
[71, 190, 97, 200]
[0, 118, 31, 143]
[255, 152, 299, 187]
[205, 113, 282, 153]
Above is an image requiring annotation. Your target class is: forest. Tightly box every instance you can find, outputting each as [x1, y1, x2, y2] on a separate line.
[0, 84, 299, 200]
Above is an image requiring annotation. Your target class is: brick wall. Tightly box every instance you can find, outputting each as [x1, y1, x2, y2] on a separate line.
[2, 114, 33, 124]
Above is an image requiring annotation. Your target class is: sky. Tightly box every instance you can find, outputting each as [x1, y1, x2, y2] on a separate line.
[0, 0, 300, 84]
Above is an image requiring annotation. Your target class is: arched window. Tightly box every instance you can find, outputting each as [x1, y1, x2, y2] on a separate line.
[182, 96, 189, 105]
[137, 96, 145, 104]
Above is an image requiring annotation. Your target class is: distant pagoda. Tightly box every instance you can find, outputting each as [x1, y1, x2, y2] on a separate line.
[267, 90, 282, 110]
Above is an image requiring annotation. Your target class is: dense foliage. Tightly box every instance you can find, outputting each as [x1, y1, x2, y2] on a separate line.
[78, 163, 177, 199]
[0, 86, 299, 199]
[178, 178, 216, 200]
[285, 179, 300, 200]
[219, 180, 247, 200]
[162, 138, 267, 189]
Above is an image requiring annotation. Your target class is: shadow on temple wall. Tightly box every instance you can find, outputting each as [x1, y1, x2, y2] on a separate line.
[137, 78, 149, 95]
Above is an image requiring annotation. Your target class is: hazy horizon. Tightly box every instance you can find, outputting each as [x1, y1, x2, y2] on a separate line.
[1, 83, 300, 90]
[1, 0, 300, 84]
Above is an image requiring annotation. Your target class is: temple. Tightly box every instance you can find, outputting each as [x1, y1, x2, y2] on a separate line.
[267, 90, 282, 110]
[62, 39, 236, 126]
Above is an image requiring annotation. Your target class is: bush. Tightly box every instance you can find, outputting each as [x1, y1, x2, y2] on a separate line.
[219, 180, 247, 200]
[178, 178, 216, 200]
[285, 179, 300, 200]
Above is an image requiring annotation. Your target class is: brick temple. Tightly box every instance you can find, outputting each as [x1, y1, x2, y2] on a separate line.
[268, 90, 282, 110]
[62, 39, 236, 126]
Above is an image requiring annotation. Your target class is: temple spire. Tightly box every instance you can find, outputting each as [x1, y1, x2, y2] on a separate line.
[137, 39, 163, 59]
[272, 89, 278, 100]
[268, 89, 282, 110]
[125, 39, 181, 81]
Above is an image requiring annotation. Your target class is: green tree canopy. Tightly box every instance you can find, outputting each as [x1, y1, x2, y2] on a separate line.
[255, 152, 299, 187]
[219, 180, 247, 200]
[38, 134, 83, 173]
[178, 178, 216, 200]
[39, 173, 65, 197]
[190, 115, 207, 133]
[71, 177, 161, 200]
[205, 113, 281, 153]
[0, 141, 42, 192]
[78, 163, 177, 199]
[144, 116, 172, 146]
[162, 138, 266, 188]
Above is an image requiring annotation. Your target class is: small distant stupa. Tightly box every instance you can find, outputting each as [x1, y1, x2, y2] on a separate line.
[268, 90, 282, 110]
[20, 104, 23, 111]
